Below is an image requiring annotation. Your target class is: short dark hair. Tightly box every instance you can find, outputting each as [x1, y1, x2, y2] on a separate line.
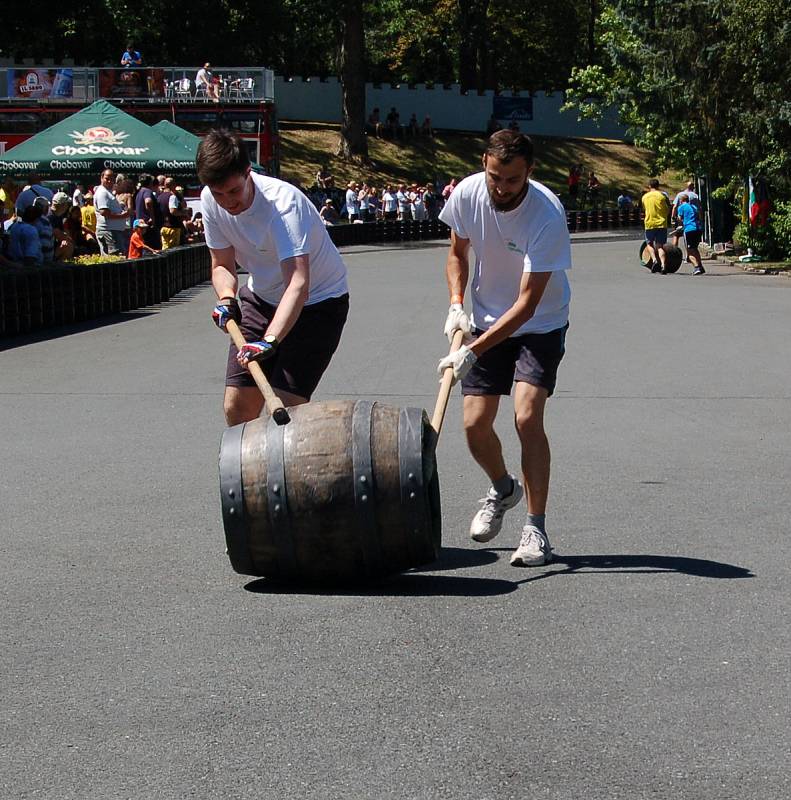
[196, 129, 251, 186]
[649, 178, 660, 189]
[485, 130, 534, 166]
[138, 173, 153, 187]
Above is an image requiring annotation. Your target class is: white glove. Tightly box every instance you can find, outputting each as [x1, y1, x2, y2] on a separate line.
[443, 303, 471, 343]
[437, 345, 477, 384]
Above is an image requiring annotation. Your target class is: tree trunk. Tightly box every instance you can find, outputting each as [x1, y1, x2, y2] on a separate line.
[337, 1, 369, 161]
[458, 3, 477, 91]
[458, 0, 491, 92]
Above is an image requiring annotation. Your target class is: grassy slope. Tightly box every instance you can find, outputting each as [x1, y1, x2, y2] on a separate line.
[278, 123, 684, 202]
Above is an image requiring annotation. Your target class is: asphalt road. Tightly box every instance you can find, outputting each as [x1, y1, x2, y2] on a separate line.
[2, 239, 790, 799]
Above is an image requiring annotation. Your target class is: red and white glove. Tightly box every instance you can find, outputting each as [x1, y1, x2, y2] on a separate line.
[211, 297, 241, 332]
[236, 336, 278, 367]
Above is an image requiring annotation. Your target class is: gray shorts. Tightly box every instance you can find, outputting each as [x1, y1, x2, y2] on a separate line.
[461, 324, 569, 397]
[97, 229, 127, 256]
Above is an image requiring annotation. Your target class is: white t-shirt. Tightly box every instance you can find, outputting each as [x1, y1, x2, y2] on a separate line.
[396, 191, 409, 213]
[383, 192, 397, 212]
[196, 68, 210, 86]
[411, 193, 426, 220]
[439, 173, 571, 335]
[73, 189, 85, 207]
[201, 173, 348, 305]
[345, 189, 358, 217]
[673, 189, 700, 209]
[93, 185, 127, 231]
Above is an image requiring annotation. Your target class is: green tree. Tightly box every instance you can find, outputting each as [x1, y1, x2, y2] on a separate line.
[564, 0, 791, 187]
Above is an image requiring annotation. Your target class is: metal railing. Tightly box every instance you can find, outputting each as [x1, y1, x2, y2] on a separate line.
[0, 67, 275, 104]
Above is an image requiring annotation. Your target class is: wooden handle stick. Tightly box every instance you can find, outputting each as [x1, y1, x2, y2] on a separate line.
[431, 329, 465, 436]
[226, 319, 290, 425]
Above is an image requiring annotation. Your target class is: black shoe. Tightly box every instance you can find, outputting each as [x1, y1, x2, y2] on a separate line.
[693, 266, 705, 275]
[651, 262, 662, 273]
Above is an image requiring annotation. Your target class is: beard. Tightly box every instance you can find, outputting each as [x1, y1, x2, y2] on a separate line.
[488, 181, 529, 212]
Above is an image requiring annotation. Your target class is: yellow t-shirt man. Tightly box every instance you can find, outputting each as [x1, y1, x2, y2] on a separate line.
[642, 189, 670, 230]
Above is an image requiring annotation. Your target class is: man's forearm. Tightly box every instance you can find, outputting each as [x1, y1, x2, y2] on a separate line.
[212, 265, 238, 300]
[446, 253, 469, 301]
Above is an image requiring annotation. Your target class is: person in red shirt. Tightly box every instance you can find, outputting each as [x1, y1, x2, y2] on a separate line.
[128, 219, 160, 259]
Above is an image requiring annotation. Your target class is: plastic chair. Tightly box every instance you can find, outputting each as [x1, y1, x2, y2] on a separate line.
[229, 77, 254, 101]
[174, 78, 192, 102]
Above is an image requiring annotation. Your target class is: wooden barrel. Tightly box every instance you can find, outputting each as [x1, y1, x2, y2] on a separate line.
[219, 399, 442, 582]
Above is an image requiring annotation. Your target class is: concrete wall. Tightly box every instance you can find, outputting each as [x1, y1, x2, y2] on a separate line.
[274, 76, 628, 140]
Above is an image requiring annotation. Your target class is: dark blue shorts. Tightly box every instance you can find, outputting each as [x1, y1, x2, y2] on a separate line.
[461, 324, 569, 397]
[684, 230, 702, 248]
[226, 286, 349, 399]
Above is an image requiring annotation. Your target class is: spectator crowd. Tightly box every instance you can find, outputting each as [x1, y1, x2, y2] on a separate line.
[1, 171, 205, 268]
[305, 173, 461, 227]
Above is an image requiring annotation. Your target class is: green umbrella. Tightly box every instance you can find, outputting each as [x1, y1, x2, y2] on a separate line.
[152, 119, 266, 173]
[0, 100, 196, 179]
[152, 119, 202, 156]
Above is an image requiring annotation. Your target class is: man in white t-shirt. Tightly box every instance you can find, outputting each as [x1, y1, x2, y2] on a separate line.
[396, 184, 411, 221]
[438, 130, 571, 568]
[198, 130, 350, 425]
[382, 186, 398, 220]
[345, 182, 359, 222]
[411, 186, 427, 221]
[93, 169, 131, 255]
[196, 62, 219, 102]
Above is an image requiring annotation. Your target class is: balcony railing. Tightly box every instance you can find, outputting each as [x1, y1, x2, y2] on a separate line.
[0, 66, 275, 104]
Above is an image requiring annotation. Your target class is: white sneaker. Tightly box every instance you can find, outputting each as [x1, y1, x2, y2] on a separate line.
[469, 479, 524, 543]
[510, 525, 552, 567]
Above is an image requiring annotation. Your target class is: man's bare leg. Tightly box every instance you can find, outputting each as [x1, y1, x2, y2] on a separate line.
[464, 394, 524, 543]
[510, 381, 553, 566]
[223, 386, 308, 426]
[513, 382, 550, 514]
[463, 394, 506, 482]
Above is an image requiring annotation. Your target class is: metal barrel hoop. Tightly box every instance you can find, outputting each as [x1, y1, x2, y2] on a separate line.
[219, 422, 255, 575]
[351, 400, 384, 577]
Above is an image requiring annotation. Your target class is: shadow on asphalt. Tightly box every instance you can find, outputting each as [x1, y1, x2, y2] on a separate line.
[243, 547, 515, 597]
[245, 574, 517, 597]
[490, 553, 754, 582]
[0, 285, 209, 350]
[242, 551, 752, 597]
